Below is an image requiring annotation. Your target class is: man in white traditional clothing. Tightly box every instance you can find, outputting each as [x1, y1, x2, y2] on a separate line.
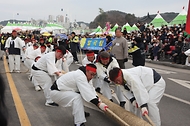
[95, 51, 126, 107]
[31, 45, 67, 107]
[50, 64, 108, 126]
[63, 50, 73, 67]
[45, 41, 54, 53]
[24, 44, 46, 70]
[24, 43, 39, 61]
[82, 51, 97, 66]
[5, 30, 26, 73]
[24, 44, 47, 91]
[109, 66, 166, 126]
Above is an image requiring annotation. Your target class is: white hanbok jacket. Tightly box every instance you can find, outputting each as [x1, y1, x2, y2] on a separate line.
[34, 52, 62, 75]
[184, 49, 190, 66]
[45, 45, 54, 53]
[26, 48, 45, 60]
[121, 66, 156, 107]
[64, 50, 73, 66]
[56, 69, 97, 102]
[82, 54, 97, 66]
[25, 46, 35, 57]
[96, 57, 119, 79]
[5, 37, 25, 49]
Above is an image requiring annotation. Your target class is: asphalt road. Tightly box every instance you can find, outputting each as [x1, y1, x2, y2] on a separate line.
[1, 57, 190, 126]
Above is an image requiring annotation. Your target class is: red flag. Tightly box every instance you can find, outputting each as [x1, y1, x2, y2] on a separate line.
[186, 0, 190, 34]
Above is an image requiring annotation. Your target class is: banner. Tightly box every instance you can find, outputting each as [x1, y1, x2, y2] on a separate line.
[81, 38, 106, 50]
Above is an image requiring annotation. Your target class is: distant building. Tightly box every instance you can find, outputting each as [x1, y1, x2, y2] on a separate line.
[48, 15, 54, 22]
[65, 14, 70, 23]
[56, 15, 64, 23]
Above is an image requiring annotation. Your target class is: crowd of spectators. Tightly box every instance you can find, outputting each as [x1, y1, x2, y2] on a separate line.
[1, 23, 190, 66]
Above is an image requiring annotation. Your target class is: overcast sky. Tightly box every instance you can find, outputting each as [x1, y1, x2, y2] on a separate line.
[0, 0, 189, 23]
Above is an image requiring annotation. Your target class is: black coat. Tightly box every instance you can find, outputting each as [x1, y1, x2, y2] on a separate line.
[70, 36, 79, 52]
[130, 43, 145, 67]
[131, 49, 145, 67]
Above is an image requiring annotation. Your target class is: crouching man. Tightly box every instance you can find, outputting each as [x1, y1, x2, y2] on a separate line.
[109, 66, 166, 126]
[50, 64, 108, 126]
[31, 45, 67, 107]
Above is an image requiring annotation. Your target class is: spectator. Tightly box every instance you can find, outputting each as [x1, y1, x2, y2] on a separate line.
[178, 38, 190, 65]
[128, 37, 145, 66]
[70, 32, 79, 64]
[110, 27, 128, 69]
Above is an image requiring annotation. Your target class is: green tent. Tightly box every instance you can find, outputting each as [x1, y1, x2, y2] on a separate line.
[149, 13, 168, 28]
[122, 23, 132, 32]
[109, 24, 119, 36]
[110, 23, 119, 32]
[89, 26, 103, 35]
[131, 24, 139, 31]
[6, 22, 13, 27]
[169, 9, 187, 26]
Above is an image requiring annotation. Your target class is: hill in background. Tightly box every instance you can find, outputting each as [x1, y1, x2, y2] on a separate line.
[89, 10, 179, 29]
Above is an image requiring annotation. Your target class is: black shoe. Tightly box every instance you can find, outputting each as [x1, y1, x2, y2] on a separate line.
[120, 101, 126, 108]
[84, 112, 90, 117]
[45, 102, 59, 107]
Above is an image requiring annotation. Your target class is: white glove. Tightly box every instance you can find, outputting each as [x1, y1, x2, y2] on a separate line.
[141, 107, 148, 116]
[98, 103, 108, 111]
[132, 100, 138, 108]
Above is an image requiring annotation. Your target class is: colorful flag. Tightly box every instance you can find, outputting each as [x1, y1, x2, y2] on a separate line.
[103, 41, 112, 51]
[186, 0, 190, 34]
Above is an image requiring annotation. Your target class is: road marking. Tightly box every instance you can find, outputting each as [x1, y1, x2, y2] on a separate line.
[153, 68, 177, 74]
[168, 78, 190, 89]
[164, 93, 190, 105]
[3, 56, 31, 126]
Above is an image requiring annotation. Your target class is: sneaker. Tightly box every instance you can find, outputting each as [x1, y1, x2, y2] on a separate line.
[75, 123, 85, 126]
[74, 61, 79, 64]
[15, 70, 20, 73]
[84, 112, 90, 117]
[45, 102, 59, 107]
[35, 86, 41, 91]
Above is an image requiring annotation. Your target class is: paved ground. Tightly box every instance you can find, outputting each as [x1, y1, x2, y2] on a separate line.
[1, 57, 190, 126]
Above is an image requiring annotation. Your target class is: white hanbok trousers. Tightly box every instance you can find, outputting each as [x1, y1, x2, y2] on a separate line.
[24, 58, 33, 69]
[93, 78, 126, 102]
[50, 90, 86, 124]
[31, 70, 53, 103]
[146, 77, 165, 126]
[8, 55, 20, 72]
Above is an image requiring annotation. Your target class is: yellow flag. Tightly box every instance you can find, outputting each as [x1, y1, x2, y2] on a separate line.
[80, 38, 86, 48]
